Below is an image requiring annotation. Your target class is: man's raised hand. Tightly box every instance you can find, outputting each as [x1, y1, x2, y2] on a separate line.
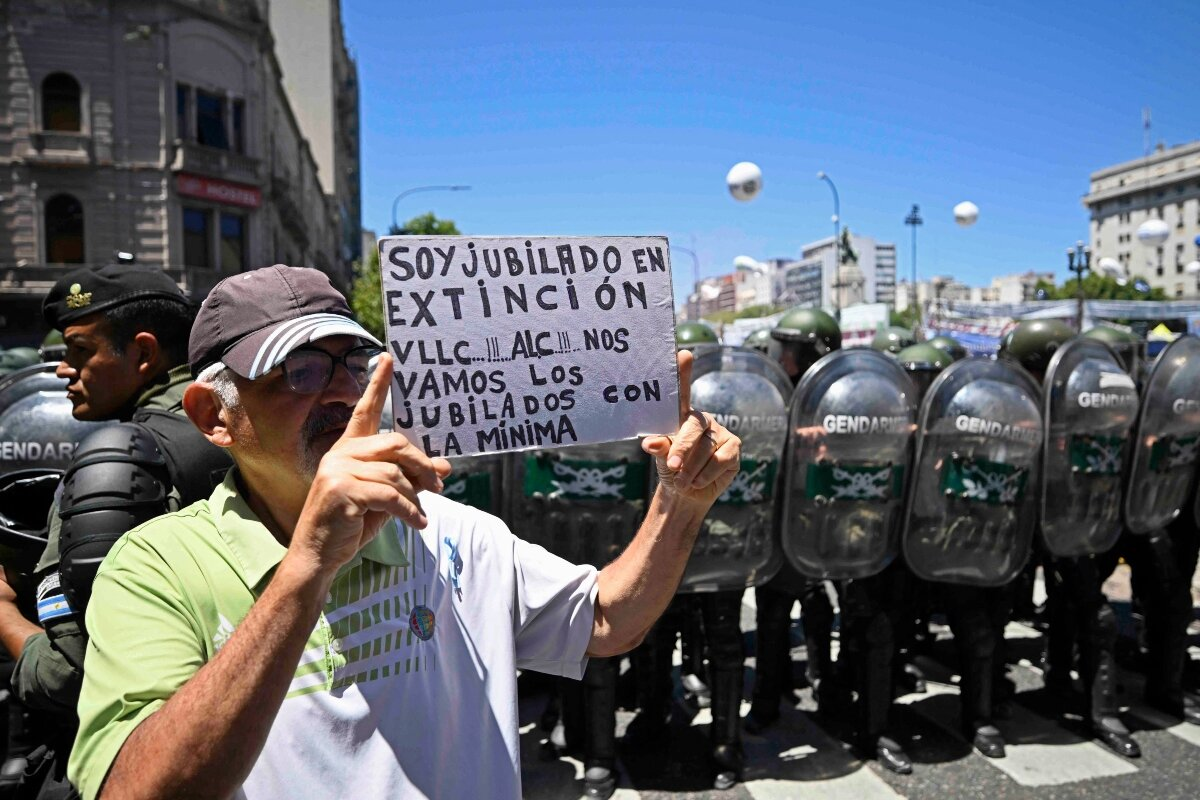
[292, 352, 452, 578]
[641, 349, 742, 507]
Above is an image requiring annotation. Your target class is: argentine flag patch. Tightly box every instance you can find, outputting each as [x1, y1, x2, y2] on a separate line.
[36, 572, 75, 623]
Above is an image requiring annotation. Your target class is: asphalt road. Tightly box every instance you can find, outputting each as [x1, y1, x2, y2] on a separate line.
[518, 574, 1200, 800]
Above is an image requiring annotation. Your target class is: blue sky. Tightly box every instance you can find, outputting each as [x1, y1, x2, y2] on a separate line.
[344, 0, 1200, 308]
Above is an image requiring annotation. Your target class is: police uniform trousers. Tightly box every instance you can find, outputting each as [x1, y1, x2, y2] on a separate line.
[1106, 518, 1199, 711]
[559, 657, 619, 773]
[941, 583, 1014, 735]
[1043, 552, 1121, 725]
[839, 562, 907, 743]
[632, 592, 745, 763]
[749, 563, 835, 723]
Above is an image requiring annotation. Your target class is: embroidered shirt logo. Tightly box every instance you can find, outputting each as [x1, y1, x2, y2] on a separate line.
[65, 282, 93, 309]
[212, 613, 235, 652]
[409, 605, 436, 641]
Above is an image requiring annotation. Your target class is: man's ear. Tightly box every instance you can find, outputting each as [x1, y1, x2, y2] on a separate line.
[131, 332, 163, 377]
[183, 383, 234, 448]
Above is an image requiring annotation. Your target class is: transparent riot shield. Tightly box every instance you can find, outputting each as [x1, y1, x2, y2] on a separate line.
[0, 364, 100, 572]
[442, 454, 508, 521]
[1039, 338, 1139, 556]
[782, 349, 918, 580]
[676, 346, 792, 593]
[506, 440, 650, 568]
[903, 359, 1042, 586]
[1124, 335, 1200, 534]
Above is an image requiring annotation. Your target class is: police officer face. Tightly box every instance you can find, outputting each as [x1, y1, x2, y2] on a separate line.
[226, 335, 369, 482]
[57, 315, 148, 421]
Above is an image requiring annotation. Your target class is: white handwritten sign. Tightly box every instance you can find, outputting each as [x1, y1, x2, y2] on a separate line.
[378, 235, 680, 457]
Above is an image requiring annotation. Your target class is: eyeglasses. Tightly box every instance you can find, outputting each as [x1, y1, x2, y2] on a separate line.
[280, 345, 383, 394]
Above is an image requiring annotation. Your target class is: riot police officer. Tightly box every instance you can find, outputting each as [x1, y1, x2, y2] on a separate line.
[1105, 332, 1200, 726]
[628, 321, 753, 790]
[746, 308, 841, 733]
[906, 340, 1044, 759]
[1009, 320, 1142, 757]
[0, 264, 231, 793]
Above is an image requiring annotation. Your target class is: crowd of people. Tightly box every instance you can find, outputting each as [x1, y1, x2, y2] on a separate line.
[0, 261, 1196, 800]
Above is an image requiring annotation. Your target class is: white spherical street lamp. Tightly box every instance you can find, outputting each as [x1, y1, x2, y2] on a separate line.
[726, 162, 763, 202]
[953, 201, 979, 227]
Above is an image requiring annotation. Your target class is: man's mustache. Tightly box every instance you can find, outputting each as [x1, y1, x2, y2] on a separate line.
[303, 404, 354, 442]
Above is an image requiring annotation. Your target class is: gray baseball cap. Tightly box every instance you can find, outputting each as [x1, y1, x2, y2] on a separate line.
[189, 265, 382, 379]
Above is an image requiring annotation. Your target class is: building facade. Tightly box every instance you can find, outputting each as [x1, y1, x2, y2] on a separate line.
[0, 0, 360, 344]
[1083, 140, 1200, 299]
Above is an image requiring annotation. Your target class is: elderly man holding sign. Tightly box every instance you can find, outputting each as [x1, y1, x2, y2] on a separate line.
[67, 264, 739, 800]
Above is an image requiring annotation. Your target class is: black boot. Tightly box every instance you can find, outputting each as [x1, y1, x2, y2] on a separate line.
[710, 668, 744, 790]
[1093, 716, 1140, 758]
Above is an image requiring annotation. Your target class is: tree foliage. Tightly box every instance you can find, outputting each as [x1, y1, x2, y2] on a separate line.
[889, 305, 921, 330]
[701, 304, 784, 325]
[352, 213, 462, 341]
[387, 212, 461, 237]
[1033, 273, 1166, 302]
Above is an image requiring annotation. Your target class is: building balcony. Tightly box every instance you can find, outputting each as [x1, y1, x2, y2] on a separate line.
[26, 131, 93, 166]
[171, 140, 261, 185]
[270, 173, 310, 249]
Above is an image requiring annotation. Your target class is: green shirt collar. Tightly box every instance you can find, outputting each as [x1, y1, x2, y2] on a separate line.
[211, 471, 410, 590]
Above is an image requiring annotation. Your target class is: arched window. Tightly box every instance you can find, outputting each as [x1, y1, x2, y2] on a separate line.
[45, 194, 85, 263]
[42, 73, 82, 132]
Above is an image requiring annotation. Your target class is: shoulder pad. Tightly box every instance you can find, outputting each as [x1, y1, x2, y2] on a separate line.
[59, 423, 171, 614]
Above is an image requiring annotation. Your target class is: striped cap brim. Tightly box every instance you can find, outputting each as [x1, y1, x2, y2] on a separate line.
[221, 313, 383, 380]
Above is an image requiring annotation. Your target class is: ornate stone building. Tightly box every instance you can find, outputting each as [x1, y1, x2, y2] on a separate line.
[0, 0, 361, 344]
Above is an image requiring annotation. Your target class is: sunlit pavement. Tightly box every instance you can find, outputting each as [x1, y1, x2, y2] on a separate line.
[520, 572, 1200, 800]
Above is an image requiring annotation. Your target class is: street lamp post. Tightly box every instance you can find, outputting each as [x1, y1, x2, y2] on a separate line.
[1066, 240, 1092, 332]
[390, 185, 471, 233]
[816, 171, 841, 314]
[904, 204, 923, 326]
[674, 245, 701, 318]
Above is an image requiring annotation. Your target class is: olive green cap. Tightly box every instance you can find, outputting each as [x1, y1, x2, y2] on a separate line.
[1006, 319, 1075, 374]
[926, 334, 968, 361]
[871, 326, 916, 355]
[896, 342, 954, 373]
[771, 307, 841, 349]
[676, 321, 719, 347]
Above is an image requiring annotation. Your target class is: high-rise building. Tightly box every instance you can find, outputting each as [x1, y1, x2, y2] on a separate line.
[1083, 140, 1200, 299]
[782, 233, 896, 310]
[0, 0, 361, 344]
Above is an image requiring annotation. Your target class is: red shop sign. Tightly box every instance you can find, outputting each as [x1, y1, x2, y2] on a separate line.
[175, 173, 261, 209]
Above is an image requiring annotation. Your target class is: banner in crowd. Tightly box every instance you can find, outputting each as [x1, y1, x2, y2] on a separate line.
[377, 235, 679, 457]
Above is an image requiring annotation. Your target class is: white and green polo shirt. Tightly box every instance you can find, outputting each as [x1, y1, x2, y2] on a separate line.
[69, 471, 598, 799]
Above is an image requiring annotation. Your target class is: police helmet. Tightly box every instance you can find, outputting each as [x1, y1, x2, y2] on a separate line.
[871, 326, 917, 355]
[771, 307, 841, 351]
[896, 342, 953, 401]
[40, 330, 66, 363]
[675, 321, 719, 350]
[926, 334, 968, 361]
[1081, 325, 1143, 376]
[1005, 319, 1075, 377]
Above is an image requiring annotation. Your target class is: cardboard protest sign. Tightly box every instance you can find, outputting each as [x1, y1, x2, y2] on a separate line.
[377, 236, 679, 457]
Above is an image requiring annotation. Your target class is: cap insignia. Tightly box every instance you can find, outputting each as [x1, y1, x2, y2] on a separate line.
[66, 283, 93, 310]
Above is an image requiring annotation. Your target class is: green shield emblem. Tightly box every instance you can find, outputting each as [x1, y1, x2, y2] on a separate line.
[805, 462, 903, 503]
[1148, 434, 1200, 473]
[716, 458, 778, 505]
[1068, 434, 1124, 475]
[941, 454, 1028, 505]
[523, 455, 647, 501]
